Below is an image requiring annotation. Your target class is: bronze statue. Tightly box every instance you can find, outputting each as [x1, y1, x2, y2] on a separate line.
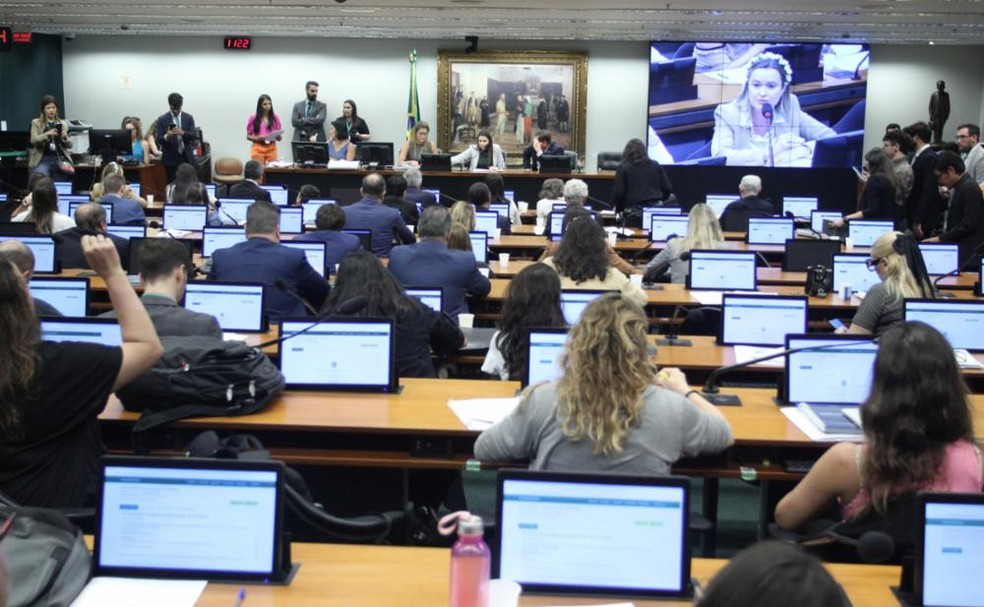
[929, 80, 950, 144]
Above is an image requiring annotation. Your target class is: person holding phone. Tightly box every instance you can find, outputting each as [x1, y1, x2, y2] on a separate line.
[28, 95, 74, 181]
[155, 92, 198, 182]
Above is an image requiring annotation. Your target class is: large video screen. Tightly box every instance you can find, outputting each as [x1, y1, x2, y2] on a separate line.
[647, 42, 869, 169]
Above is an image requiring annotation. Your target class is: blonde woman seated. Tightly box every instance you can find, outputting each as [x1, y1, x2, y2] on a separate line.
[644, 203, 724, 283]
[89, 162, 149, 208]
[446, 224, 473, 253]
[840, 231, 934, 336]
[542, 215, 648, 308]
[538, 206, 634, 276]
[449, 200, 476, 232]
[398, 121, 438, 165]
[474, 294, 733, 472]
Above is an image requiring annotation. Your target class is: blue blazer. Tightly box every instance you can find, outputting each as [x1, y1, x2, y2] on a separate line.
[342, 197, 415, 257]
[291, 230, 363, 272]
[100, 194, 146, 226]
[388, 239, 491, 318]
[207, 237, 329, 320]
[156, 111, 198, 168]
[405, 187, 439, 209]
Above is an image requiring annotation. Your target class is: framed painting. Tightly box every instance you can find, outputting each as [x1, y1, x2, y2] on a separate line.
[437, 50, 587, 167]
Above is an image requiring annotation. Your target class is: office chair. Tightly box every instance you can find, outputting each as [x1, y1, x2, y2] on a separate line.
[720, 208, 772, 232]
[563, 151, 579, 171]
[679, 306, 722, 337]
[812, 130, 864, 169]
[212, 157, 244, 186]
[832, 99, 866, 133]
[596, 152, 622, 171]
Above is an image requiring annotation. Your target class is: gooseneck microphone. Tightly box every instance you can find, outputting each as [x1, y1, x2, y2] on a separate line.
[255, 295, 369, 349]
[274, 279, 320, 316]
[656, 304, 694, 347]
[785, 211, 823, 239]
[761, 102, 775, 168]
[213, 201, 242, 226]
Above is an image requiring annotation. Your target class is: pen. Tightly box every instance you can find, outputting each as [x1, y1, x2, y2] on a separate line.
[232, 587, 246, 607]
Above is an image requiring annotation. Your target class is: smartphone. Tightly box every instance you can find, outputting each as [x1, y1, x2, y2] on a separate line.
[851, 166, 864, 180]
[829, 318, 846, 331]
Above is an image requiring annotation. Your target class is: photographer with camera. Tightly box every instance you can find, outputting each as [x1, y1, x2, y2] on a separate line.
[29, 95, 75, 181]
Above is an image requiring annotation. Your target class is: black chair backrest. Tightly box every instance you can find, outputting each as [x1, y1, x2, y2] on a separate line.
[596, 152, 621, 171]
[680, 306, 721, 336]
[721, 208, 771, 232]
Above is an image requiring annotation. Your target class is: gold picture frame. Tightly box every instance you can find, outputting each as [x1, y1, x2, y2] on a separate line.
[437, 50, 588, 167]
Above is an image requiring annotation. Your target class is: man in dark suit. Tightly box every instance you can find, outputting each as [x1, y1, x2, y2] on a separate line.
[292, 202, 362, 274]
[98, 173, 146, 225]
[717, 174, 774, 231]
[904, 121, 943, 237]
[469, 182, 510, 235]
[343, 173, 415, 257]
[101, 239, 222, 338]
[522, 131, 566, 171]
[156, 92, 199, 182]
[0, 240, 62, 317]
[924, 151, 984, 265]
[227, 160, 273, 203]
[55, 203, 130, 271]
[388, 206, 491, 320]
[291, 80, 328, 143]
[383, 174, 420, 226]
[208, 201, 329, 320]
[403, 167, 439, 209]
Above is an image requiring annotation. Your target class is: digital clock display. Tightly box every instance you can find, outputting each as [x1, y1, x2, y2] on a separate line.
[224, 36, 252, 50]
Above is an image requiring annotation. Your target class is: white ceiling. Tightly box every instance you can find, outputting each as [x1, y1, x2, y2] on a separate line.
[1, 0, 983, 44]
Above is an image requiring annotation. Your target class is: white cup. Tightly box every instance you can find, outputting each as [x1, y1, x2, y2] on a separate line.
[518, 201, 529, 213]
[498, 253, 510, 266]
[533, 223, 545, 236]
[493, 228, 502, 241]
[489, 579, 521, 607]
[630, 273, 643, 287]
[844, 237, 854, 251]
[608, 232, 618, 247]
[146, 194, 155, 205]
[458, 313, 475, 328]
[478, 267, 490, 278]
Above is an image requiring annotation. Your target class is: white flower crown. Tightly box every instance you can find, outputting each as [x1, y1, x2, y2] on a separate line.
[748, 52, 793, 83]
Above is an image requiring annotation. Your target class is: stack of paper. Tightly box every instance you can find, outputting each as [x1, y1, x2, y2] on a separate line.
[448, 397, 520, 430]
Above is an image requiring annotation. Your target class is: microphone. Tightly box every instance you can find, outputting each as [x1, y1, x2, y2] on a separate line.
[255, 295, 369, 349]
[932, 242, 984, 298]
[437, 191, 460, 207]
[800, 529, 895, 564]
[852, 51, 871, 81]
[644, 250, 690, 287]
[585, 194, 613, 210]
[213, 201, 243, 226]
[762, 102, 775, 167]
[656, 305, 693, 347]
[753, 250, 772, 268]
[275, 279, 320, 316]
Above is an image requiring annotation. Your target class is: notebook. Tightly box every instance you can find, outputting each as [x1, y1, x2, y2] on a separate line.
[548, 212, 566, 242]
[489, 203, 509, 220]
[849, 219, 894, 247]
[0, 235, 57, 273]
[469, 231, 488, 264]
[202, 226, 247, 257]
[650, 215, 690, 242]
[703, 194, 732, 218]
[746, 217, 794, 245]
[687, 250, 757, 291]
[918, 243, 960, 276]
[53, 180, 73, 195]
[93, 456, 293, 583]
[302, 200, 337, 226]
[183, 282, 266, 332]
[405, 286, 444, 313]
[105, 224, 147, 241]
[278, 317, 398, 392]
[28, 277, 89, 317]
[559, 289, 607, 325]
[783, 334, 877, 406]
[832, 253, 882, 294]
[278, 206, 304, 234]
[41, 317, 122, 346]
[523, 327, 568, 387]
[258, 185, 289, 206]
[163, 204, 208, 231]
[913, 492, 984, 607]
[495, 469, 693, 599]
[719, 294, 807, 347]
[904, 299, 984, 352]
[782, 196, 818, 218]
[129, 182, 141, 197]
[69, 200, 113, 224]
[282, 241, 327, 277]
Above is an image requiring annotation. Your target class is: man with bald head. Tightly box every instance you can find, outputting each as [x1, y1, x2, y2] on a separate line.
[342, 172, 415, 256]
[56, 202, 130, 270]
[0, 240, 63, 317]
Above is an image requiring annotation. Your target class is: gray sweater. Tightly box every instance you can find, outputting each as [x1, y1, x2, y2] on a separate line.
[474, 382, 733, 474]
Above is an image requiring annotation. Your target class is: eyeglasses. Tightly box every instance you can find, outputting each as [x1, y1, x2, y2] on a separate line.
[865, 258, 882, 271]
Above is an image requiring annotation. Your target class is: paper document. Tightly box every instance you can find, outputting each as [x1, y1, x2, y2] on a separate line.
[689, 290, 774, 306]
[261, 129, 284, 142]
[732, 345, 785, 368]
[781, 407, 864, 443]
[327, 160, 360, 170]
[69, 578, 207, 607]
[449, 397, 520, 430]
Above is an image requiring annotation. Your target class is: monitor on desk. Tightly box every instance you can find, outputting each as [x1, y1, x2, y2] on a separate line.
[904, 300, 984, 352]
[0, 235, 57, 273]
[291, 141, 329, 165]
[69, 200, 113, 225]
[810, 210, 843, 234]
[202, 226, 247, 257]
[87, 129, 132, 161]
[746, 217, 794, 245]
[720, 294, 808, 347]
[475, 210, 499, 237]
[278, 206, 304, 234]
[183, 281, 266, 332]
[278, 317, 398, 392]
[29, 277, 89, 317]
[342, 229, 372, 251]
[918, 243, 960, 275]
[258, 185, 289, 206]
[53, 181, 73, 196]
[538, 154, 574, 174]
[703, 194, 733, 219]
[784, 239, 841, 272]
[0, 131, 29, 154]
[423, 189, 441, 204]
[524, 327, 569, 387]
[57, 194, 90, 217]
[650, 215, 690, 242]
[301, 200, 336, 226]
[915, 492, 984, 607]
[849, 219, 894, 248]
[163, 204, 208, 231]
[41, 317, 122, 346]
[105, 224, 146, 241]
[420, 153, 451, 172]
[560, 289, 608, 325]
[469, 231, 488, 264]
[405, 287, 444, 313]
[687, 250, 757, 291]
[832, 253, 881, 294]
[128, 237, 194, 277]
[783, 334, 877, 405]
[782, 196, 818, 219]
[642, 207, 683, 235]
[281, 241, 327, 277]
[357, 142, 394, 167]
[215, 198, 253, 225]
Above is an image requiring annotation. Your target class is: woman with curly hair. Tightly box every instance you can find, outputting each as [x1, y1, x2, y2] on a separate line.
[475, 293, 732, 471]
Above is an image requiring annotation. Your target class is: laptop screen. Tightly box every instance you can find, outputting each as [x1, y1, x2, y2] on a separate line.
[811, 210, 842, 234]
[469, 231, 488, 264]
[650, 215, 689, 242]
[42, 318, 122, 346]
[917, 493, 984, 607]
[641, 207, 683, 234]
[129, 183, 141, 197]
[549, 212, 566, 241]
[53, 181, 73, 195]
[784, 335, 877, 405]
[475, 211, 499, 237]
[746, 218, 794, 245]
[105, 224, 147, 241]
[258, 185, 288, 206]
[525, 328, 568, 387]
[163, 204, 208, 231]
[489, 203, 509, 220]
[202, 227, 247, 257]
[405, 287, 443, 313]
[0, 235, 56, 273]
[216, 199, 253, 225]
[204, 183, 216, 198]
[94, 457, 286, 582]
[688, 251, 757, 291]
[57, 194, 90, 216]
[495, 470, 691, 598]
[69, 200, 113, 225]
[782, 196, 818, 218]
[720, 294, 807, 347]
[904, 300, 984, 352]
[849, 220, 894, 247]
[919, 243, 960, 275]
[29, 277, 89, 317]
[183, 282, 266, 332]
[302, 200, 336, 226]
[832, 253, 882, 294]
[560, 290, 607, 325]
[282, 241, 327, 277]
[278, 318, 397, 392]
[278, 207, 304, 234]
[703, 194, 732, 218]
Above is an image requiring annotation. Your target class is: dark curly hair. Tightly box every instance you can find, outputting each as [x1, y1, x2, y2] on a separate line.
[493, 263, 566, 380]
[552, 215, 609, 283]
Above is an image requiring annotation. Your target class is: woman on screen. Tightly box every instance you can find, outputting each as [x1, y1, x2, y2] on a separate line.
[327, 120, 357, 162]
[336, 99, 370, 143]
[710, 53, 835, 167]
[450, 130, 506, 172]
[121, 116, 149, 164]
[831, 148, 904, 229]
[643, 203, 725, 284]
[398, 121, 438, 165]
[840, 231, 934, 336]
[474, 294, 732, 472]
[245, 94, 283, 164]
[774, 321, 981, 531]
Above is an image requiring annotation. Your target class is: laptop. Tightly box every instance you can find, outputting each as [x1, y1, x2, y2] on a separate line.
[913, 492, 984, 607]
[560, 289, 607, 325]
[405, 286, 444, 313]
[202, 226, 247, 257]
[163, 204, 208, 231]
[105, 224, 146, 241]
[259, 185, 289, 206]
[650, 215, 689, 243]
[641, 207, 683, 235]
[53, 181, 73, 196]
[29, 277, 89, 317]
[302, 199, 337, 226]
[782, 333, 877, 406]
[495, 469, 693, 599]
[278, 206, 304, 234]
[783, 238, 841, 272]
[549, 212, 566, 241]
[129, 182, 141, 197]
[341, 228, 372, 251]
[523, 327, 568, 387]
[489, 203, 510, 220]
[811, 210, 843, 234]
[782, 196, 819, 218]
[183, 281, 266, 332]
[687, 250, 757, 291]
[41, 317, 122, 346]
[904, 299, 984, 352]
[849, 219, 894, 247]
[919, 243, 960, 276]
[703, 194, 733, 218]
[832, 253, 882, 294]
[719, 294, 808, 347]
[204, 183, 217, 199]
[278, 317, 399, 392]
[69, 200, 113, 225]
[128, 237, 194, 277]
[57, 194, 90, 216]
[420, 153, 452, 172]
[93, 456, 293, 583]
[469, 231, 488, 264]
[0, 235, 58, 273]
[216, 198, 253, 225]
[475, 210, 499, 237]
[746, 217, 794, 245]
[282, 241, 327, 277]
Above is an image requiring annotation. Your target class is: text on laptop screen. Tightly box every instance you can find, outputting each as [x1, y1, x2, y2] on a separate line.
[650, 215, 689, 242]
[163, 205, 207, 231]
[42, 319, 122, 346]
[489, 203, 509, 220]
[279, 320, 394, 389]
[57, 194, 89, 216]
[498, 478, 687, 593]
[469, 232, 488, 264]
[721, 295, 807, 347]
[183, 283, 265, 332]
[105, 224, 146, 241]
[527, 330, 568, 386]
[832, 254, 882, 294]
[921, 500, 984, 607]
[560, 290, 606, 325]
[849, 220, 894, 247]
[782, 196, 819, 218]
[53, 181, 72, 195]
[641, 207, 683, 234]
[278, 207, 304, 234]
[786, 336, 876, 404]
[259, 185, 288, 206]
[202, 227, 247, 257]
[301, 200, 336, 225]
[98, 464, 278, 575]
[746, 218, 793, 245]
[919, 243, 960, 276]
[811, 210, 842, 233]
[703, 195, 733, 218]
[688, 251, 757, 290]
[216, 199, 252, 224]
[281, 241, 327, 277]
[0, 236, 56, 273]
[69, 201, 113, 225]
[549, 213, 566, 241]
[904, 300, 984, 352]
[29, 278, 88, 317]
[475, 211, 499, 237]
[405, 288, 443, 313]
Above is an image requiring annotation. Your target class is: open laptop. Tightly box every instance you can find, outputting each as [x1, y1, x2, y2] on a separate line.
[782, 196, 819, 218]
[128, 237, 194, 277]
[204, 183, 216, 199]
[904, 299, 984, 352]
[341, 228, 371, 251]
[282, 241, 327, 277]
[560, 289, 607, 325]
[650, 215, 689, 243]
[495, 469, 693, 599]
[783, 239, 841, 272]
[832, 253, 882, 294]
[405, 286, 444, 313]
[53, 181, 73, 196]
[912, 492, 984, 607]
[849, 219, 894, 247]
[93, 456, 293, 583]
[278, 317, 399, 392]
[69, 200, 113, 225]
[163, 204, 208, 231]
[216, 198, 253, 225]
[302, 199, 337, 226]
[810, 210, 843, 234]
[719, 294, 808, 347]
[41, 317, 122, 346]
[278, 206, 304, 234]
[489, 203, 509, 220]
[202, 226, 247, 257]
[420, 153, 452, 172]
[0, 235, 58, 273]
[105, 223, 147, 241]
[523, 327, 568, 387]
[475, 210, 499, 236]
[918, 243, 960, 276]
[641, 207, 683, 235]
[703, 194, 732, 218]
[687, 250, 757, 291]
[258, 184, 289, 206]
[746, 217, 794, 245]
[57, 194, 90, 216]
[469, 231, 488, 264]
[29, 277, 89, 317]
[183, 281, 267, 332]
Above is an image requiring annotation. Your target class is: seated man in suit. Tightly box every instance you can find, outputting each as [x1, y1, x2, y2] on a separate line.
[101, 238, 222, 338]
[522, 130, 566, 171]
[388, 205, 491, 320]
[227, 160, 273, 203]
[208, 201, 328, 320]
[0, 240, 62, 317]
[98, 172, 146, 225]
[55, 203, 130, 271]
[403, 167, 439, 209]
[383, 175, 421, 226]
[294, 183, 321, 207]
[717, 174, 774, 231]
[469, 182, 511, 235]
[292, 202, 362, 274]
[342, 173, 415, 257]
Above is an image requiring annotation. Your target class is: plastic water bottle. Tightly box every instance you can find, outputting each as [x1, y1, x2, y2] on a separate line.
[449, 515, 490, 607]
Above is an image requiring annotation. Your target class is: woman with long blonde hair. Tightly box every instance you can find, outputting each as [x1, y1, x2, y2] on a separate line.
[643, 203, 724, 283]
[449, 200, 476, 232]
[474, 294, 732, 472]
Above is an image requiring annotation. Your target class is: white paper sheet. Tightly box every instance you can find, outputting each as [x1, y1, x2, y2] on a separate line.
[732, 345, 785, 368]
[448, 397, 521, 430]
[69, 578, 207, 607]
